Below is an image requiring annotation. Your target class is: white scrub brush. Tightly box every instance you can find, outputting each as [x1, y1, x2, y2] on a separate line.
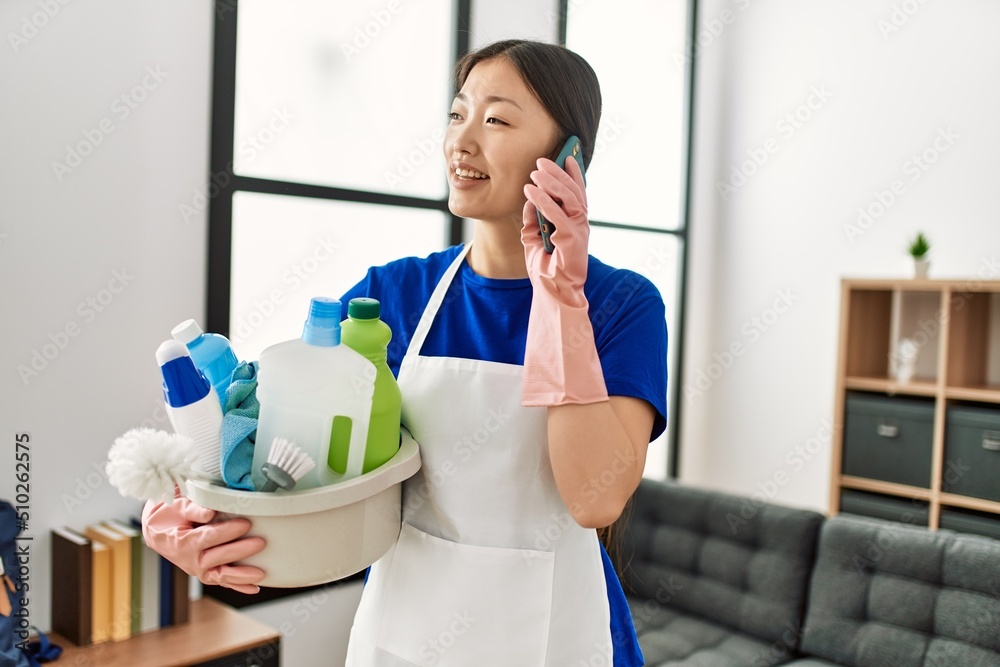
[259, 437, 315, 492]
[106, 427, 208, 504]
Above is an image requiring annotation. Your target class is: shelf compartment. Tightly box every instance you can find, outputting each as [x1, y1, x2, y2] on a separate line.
[947, 291, 1000, 389]
[845, 376, 938, 397]
[941, 403, 1000, 502]
[842, 393, 935, 488]
[939, 506, 1000, 540]
[839, 488, 930, 526]
[845, 289, 893, 379]
[889, 290, 943, 383]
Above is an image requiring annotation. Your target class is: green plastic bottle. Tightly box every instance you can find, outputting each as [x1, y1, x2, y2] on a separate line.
[332, 298, 402, 474]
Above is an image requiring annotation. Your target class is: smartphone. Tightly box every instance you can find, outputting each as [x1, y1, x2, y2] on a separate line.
[537, 135, 587, 254]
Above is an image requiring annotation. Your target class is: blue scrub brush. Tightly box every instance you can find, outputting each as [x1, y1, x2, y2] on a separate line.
[259, 437, 315, 492]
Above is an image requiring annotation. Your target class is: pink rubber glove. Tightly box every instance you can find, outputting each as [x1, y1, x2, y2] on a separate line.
[141, 487, 266, 594]
[520, 155, 608, 406]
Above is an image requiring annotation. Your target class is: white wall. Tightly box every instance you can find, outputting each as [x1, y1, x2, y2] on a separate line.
[679, 0, 1000, 512]
[0, 0, 215, 637]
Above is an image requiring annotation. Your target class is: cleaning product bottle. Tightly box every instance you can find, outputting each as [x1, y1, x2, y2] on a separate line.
[171, 319, 239, 407]
[251, 297, 376, 491]
[337, 298, 401, 475]
[156, 340, 224, 483]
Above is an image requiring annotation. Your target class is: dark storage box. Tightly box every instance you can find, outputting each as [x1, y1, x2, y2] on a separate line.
[943, 405, 1000, 502]
[940, 507, 1000, 541]
[839, 489, 929, 526]
[842, 393, 935, 488]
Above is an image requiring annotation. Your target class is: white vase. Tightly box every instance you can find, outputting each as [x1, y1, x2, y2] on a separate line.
[913, 257, 930, 279]
[891, 338, 919, 384]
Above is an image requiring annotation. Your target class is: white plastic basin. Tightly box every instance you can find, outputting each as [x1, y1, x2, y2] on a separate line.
[184, 428, 421, 587]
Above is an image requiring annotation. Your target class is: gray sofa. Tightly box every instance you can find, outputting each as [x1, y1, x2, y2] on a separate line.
[622, 479, 1000, 666]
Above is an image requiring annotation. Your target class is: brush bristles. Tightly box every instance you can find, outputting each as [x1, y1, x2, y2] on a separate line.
[106, 428, 202, 503]
[266, 437, 316, 482]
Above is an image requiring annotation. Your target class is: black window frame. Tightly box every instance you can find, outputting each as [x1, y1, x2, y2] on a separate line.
[205, 0, 698, 498]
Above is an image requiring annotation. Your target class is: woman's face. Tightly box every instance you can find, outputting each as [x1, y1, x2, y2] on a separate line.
[444, 58, 561, 225]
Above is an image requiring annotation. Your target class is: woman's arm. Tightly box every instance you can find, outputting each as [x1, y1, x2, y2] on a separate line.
[520, 156, 663, 529]
[547, 396, 655, 529]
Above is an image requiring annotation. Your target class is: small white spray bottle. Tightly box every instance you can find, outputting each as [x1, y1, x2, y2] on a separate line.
[156, 340, 224, 483]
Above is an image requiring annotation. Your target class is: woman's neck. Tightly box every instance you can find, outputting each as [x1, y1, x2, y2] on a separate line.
[467, 216, 529, 279]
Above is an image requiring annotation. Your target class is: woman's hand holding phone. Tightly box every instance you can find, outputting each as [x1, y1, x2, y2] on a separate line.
[522, 153, 590, 302]
[521, 148, 608, 407]
[535, 136, 587, 254]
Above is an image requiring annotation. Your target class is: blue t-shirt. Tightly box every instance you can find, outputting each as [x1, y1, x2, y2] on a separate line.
[342, 244, 666, 667]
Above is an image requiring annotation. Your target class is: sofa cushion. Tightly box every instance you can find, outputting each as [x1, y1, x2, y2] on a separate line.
[801, 514, 1000, 667]
[622, 480, 824, 648]
[626, 595, 796, 666]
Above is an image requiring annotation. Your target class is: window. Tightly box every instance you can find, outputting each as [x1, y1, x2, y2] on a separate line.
[564, 0, 694, 479]
[207, 0, 464, 372]
[205, 0, 464, 604]
[207, 0, 695, 495]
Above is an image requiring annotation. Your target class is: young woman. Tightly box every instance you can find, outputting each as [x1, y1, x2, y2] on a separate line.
[143, 39, 668, 666]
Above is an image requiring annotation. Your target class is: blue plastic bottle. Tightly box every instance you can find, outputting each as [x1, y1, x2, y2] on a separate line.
[156, 340, 224, 483]
[171, 319, 239, 407]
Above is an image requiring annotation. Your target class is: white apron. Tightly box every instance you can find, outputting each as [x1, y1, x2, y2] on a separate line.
[346, 243, 613, 666]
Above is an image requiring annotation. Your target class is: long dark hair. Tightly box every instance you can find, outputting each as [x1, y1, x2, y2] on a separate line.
[453, 40, 633, 574]
[453, 39, 602, 170]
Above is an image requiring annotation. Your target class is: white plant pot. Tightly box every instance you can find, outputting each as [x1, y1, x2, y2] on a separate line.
[913, 257, 930, 279]
[185, 428, 421, 588]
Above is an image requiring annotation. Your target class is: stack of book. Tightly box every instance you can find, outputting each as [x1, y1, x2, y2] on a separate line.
[50, 518, 190, 646]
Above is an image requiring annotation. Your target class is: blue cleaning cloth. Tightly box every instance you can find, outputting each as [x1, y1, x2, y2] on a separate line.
[220, 361, 260, 491]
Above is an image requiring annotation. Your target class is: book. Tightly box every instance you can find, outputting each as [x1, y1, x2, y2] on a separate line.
[159, 552, 173, 628]
[49, 527, 92, 645]
[127, 516, 164, 632]
[171, 564, 190, 625]
[91, 540, 112, 643]
[123, 517, 189, 628]
[103, 519, 144, 635]
[85, 524, 131, 641]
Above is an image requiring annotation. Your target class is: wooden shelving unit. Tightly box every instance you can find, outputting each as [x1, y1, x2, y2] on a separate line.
[830, 278, 1000, 531]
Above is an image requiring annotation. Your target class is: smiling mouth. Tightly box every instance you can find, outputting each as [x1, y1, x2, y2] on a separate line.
[454, 167, 489, 180]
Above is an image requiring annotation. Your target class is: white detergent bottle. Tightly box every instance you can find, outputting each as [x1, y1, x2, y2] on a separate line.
[156, 340, 224, 483]
[252, 297, 376, 491]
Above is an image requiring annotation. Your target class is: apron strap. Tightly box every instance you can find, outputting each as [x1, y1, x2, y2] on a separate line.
[404, 243, 472, 359]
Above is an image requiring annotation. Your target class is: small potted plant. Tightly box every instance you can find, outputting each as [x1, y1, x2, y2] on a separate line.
[908, 232, 931, 279]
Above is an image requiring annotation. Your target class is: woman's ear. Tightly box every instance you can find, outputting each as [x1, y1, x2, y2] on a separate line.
[544, 135, 568, 163]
